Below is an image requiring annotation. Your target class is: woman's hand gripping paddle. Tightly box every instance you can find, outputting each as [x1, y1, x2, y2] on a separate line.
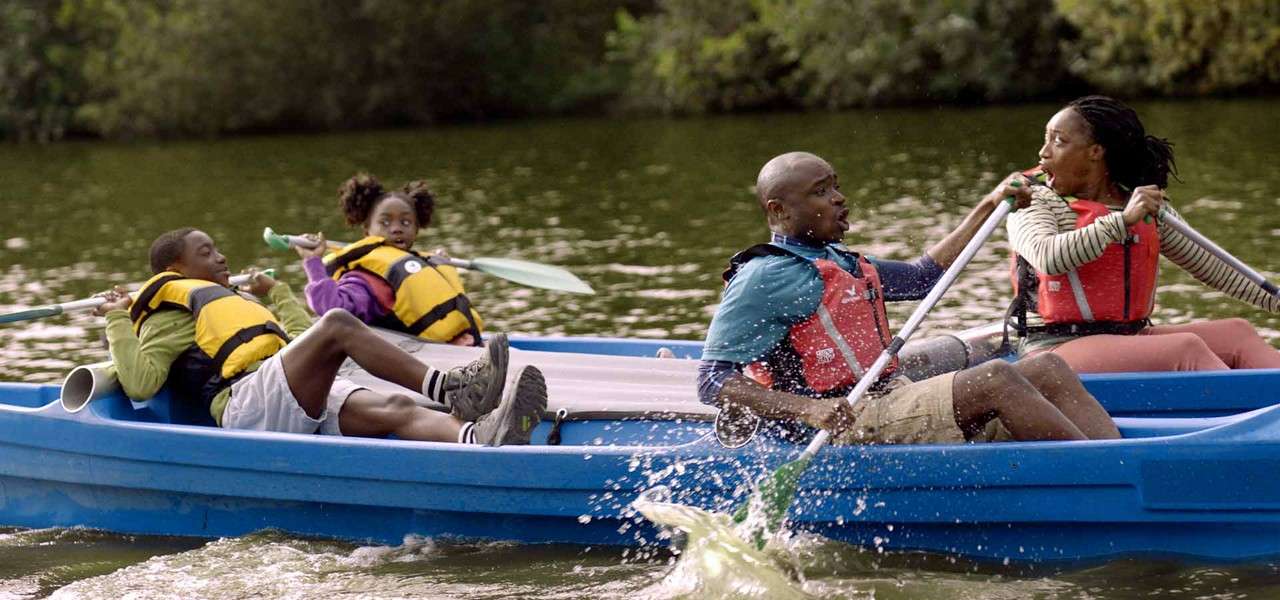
[730, 192, 1020, 549]
[262, 227, 595, 294]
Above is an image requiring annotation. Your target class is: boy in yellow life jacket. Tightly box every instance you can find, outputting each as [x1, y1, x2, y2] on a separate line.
[93, 228, 547, 445]
[300, 173, 482, 346]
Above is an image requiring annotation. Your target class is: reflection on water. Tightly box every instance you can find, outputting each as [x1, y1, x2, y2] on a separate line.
[5, 526, 1280, 600]
[1, 99, 1279, 597]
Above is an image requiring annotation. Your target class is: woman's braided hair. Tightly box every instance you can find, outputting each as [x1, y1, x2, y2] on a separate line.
[338, 173, 435, 227]
[1067, 95, 1178, 190]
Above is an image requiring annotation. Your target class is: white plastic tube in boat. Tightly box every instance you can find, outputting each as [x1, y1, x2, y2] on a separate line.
[61, 362, 119, 413]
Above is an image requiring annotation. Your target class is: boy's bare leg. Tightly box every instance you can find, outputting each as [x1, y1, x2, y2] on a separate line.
[281, 310, 429, 418]
[337, 390, 463, 442]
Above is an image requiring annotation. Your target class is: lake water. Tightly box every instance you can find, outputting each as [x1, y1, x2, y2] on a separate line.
[1, 98, 1278, 598]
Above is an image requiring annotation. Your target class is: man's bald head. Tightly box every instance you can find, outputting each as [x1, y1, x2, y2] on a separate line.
[755, 151, 829, 211]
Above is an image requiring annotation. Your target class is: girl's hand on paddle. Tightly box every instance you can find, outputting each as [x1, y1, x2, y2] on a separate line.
[91, 287, 132, 316]
[1123, 185, 1164, 226]
[293, 233, 327, 259]
[802, 398, 857, 437]
[239, 268, 277, 296]
[984, 172, 1033, 211]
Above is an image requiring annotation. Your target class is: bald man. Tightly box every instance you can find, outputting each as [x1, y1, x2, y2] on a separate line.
[698, 152, 1119, 444]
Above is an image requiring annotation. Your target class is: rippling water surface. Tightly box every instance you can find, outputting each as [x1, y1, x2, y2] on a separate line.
[1, 99, 1278, 597]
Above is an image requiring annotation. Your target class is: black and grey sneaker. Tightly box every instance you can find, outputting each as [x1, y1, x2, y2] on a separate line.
[474, 365, 547, 446]
[443, 333, 509, 422]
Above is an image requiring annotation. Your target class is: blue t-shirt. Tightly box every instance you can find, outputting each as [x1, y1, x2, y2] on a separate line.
[697, 235, 943, 405]
[703, 237, 942, 363]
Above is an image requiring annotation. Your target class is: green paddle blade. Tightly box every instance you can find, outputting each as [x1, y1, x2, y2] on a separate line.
[731, 454, 812, 549]
[0, 305, 62, 324]
[469, 257, 595, 295]
[262, 227, 293, 251]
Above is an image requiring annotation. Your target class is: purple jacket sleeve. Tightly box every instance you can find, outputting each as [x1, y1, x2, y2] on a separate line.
[302, 257, 387, 324]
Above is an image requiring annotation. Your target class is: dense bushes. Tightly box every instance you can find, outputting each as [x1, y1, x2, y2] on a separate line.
[613, 0, 1278, 113]
[75, 0, 642, 137]
[1056, 0, 1280, 96]
[3, 0, 641, 139]
[610, 0, 1077, 113]
[0, 1, 101, 142]
[1, 0, 1277, 140]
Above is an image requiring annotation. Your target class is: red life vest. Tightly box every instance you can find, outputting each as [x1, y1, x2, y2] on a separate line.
[725, 244, 895, 397]
[1011, 192, 1160, 327]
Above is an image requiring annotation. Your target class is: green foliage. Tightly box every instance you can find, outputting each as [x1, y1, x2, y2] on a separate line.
[612, 0, 1074, 113]
[608, 0, 791, 113]
[0, 0, 107, 141]
[1, 0, 1278, 140]
[1056, 0, 1280, 95]
[73, 0, 644, 137]
[761, 0, 1073, 108]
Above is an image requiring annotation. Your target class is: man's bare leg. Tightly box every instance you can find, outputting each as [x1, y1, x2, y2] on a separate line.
[952, 361, 1086, 441]
[1013, 353, 1120, 439]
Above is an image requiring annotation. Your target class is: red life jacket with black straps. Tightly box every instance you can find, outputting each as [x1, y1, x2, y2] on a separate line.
[1009, 170, 1160, 337]
[723, 243, 896, 398]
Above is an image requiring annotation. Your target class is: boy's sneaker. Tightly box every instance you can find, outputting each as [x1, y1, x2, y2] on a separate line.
[474, 365, 547, 446]
[443, 333, 509, 422]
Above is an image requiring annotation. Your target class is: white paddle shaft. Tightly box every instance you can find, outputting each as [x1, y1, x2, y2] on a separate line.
[1161, 212, 1279, 297]
[279, 233, 472, 269]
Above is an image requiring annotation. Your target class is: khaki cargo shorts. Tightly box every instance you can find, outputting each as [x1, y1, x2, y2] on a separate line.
[834, 373, 1011, 445]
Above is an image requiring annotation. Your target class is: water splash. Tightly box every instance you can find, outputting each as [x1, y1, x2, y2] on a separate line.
[631, 490, 812, 599]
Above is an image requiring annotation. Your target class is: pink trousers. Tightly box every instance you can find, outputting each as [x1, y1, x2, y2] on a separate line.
[1044, 318, 1280, 373]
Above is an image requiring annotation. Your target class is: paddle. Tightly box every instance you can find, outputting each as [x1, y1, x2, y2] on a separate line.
[262, 227, 595, 295]
[731, 194, 1019, 547]
[1160, 211, 1279, 298]
[0, 270, 273, 325]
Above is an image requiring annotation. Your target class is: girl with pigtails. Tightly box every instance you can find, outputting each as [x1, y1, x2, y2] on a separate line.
[298, 173, 484, 347]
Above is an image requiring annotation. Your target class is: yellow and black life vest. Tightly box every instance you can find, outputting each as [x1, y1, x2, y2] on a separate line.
[323, 236, 483, 344]
[130, 272, 290, 406]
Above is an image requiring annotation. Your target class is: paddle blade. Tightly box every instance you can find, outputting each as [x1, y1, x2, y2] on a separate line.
[0, 305, 62, 324]
[262, 227, 293, 251]
[731, 454, 812, 548]
[469, 257, 595, 295]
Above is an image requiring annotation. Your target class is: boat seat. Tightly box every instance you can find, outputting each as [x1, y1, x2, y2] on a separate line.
[1114, 413, 1243, 438]
[90, 388, 217, 427]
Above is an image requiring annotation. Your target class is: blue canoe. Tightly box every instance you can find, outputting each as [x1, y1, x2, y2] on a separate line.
[1, 329, 1279, 565]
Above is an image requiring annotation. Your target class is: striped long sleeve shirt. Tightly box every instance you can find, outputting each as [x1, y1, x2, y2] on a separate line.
[1006, 185, 1280, 322]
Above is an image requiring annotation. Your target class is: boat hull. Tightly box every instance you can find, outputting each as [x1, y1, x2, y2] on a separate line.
[3, 334, 1280, 564]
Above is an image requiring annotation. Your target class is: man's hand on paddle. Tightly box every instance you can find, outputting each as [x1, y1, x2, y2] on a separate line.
[1122, 185, 1164, 226]
[91, 286, 132, 316]
[239, 268, 277, 297]
[984, 172, 1033, 211]
[800, 397, 858, 437]
[293, 232, 327, 260]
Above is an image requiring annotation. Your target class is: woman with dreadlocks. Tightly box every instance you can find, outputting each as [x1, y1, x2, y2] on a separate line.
[1005, 95, 1280, 372]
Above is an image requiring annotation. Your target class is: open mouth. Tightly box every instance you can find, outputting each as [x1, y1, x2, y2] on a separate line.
[1036, 165, 1055, 189]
